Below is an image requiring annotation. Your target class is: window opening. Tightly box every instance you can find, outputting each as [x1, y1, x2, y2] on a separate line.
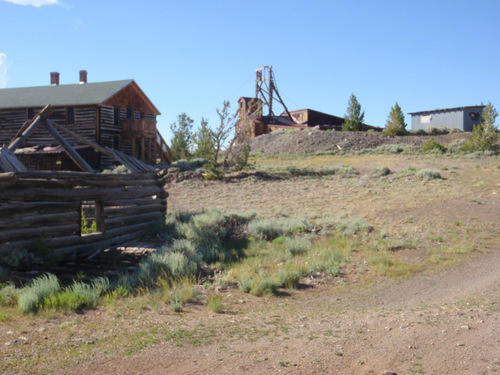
[67, 107, 75, 125]
[114, 106, 120, 125]
[80, 200, 104, 236]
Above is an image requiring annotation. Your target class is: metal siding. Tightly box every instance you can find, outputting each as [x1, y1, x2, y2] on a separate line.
[412, 109, 464, 130]
[462, 107, 484, 132]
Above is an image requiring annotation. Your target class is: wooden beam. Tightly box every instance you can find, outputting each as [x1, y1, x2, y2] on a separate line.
[42, 119, 95, 173]
[52, 122, 114, 157]
[8, 104, 53, 152]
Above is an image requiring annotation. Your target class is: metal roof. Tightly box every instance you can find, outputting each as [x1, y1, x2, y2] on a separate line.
[0, 80, 133, 109]
[408, 105, 485, 115]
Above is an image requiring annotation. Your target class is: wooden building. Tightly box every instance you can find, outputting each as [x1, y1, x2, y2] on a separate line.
[237, 97, 381, 138]
[0, 71, 171, 170]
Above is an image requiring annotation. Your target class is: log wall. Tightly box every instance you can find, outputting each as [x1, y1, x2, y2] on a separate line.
[0, 170, 168, 258]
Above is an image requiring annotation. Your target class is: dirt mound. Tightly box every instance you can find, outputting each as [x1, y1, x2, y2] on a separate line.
[250, 130, 469, 156]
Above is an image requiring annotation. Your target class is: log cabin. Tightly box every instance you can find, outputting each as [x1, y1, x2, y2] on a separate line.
[0, 71, 171, 170]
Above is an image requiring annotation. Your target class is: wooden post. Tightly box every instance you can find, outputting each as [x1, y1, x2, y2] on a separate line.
[43, 119, 95, 173]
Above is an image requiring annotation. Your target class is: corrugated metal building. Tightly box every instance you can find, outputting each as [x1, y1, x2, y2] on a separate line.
[409, 105, 485, 132]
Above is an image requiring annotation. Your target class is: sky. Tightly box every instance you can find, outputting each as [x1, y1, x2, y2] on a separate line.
[1, 0, 499, 141]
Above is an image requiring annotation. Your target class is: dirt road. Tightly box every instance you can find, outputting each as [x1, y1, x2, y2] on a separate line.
[67, 245, 499, 375]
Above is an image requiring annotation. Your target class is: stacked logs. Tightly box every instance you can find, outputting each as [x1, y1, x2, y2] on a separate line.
[0, 169, 168, 258]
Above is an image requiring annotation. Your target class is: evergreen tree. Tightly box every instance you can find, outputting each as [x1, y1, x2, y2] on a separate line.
[462, 102, 499, 151]
[383, 102, 408, 136]
[192, 117, 215, 160]
[342, 93, 365, 131]
[170, 112, 193, 161]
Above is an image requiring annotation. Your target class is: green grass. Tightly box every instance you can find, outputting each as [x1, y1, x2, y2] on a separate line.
[207, 295, 225, 313]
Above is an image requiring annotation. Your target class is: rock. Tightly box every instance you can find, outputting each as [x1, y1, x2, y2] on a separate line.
[382, 371, 397, 375]
[461, 325, 470, 330]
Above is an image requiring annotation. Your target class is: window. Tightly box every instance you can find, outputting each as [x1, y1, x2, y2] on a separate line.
[67, 107, 75, 125]
[140, 111, 145, 119]
[27, 108, 34, 120]
[421, 115, 432, 124]
[80, 200, 104, 236]
[126, 105, 132, 119]
[114, 107, 120, 125]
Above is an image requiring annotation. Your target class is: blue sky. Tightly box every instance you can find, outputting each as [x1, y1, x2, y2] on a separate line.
[1, 0, 499, 140]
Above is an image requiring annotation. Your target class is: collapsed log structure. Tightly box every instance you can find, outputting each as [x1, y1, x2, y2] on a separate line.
[0, 170, 168, 258]
[0, 103, 169, 261]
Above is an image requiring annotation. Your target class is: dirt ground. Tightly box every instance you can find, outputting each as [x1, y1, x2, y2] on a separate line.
[1, 151, 499, 375]
[250, 130, 470, 156]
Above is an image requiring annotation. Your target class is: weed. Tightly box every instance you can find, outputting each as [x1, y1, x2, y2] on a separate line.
[237, 279, 252, 293]
[0, 312, 10, 322]
[336, 217, 373, 236]
[17, 273, 60, 314]
[207, 295, 225, 313]
[250, 277, 279, 296]
[285, 237, 312, 256]
[416, 169, 442, 180]
[422, 139, 447, 153]
[0, 282, 18, 307]
[170, 301, 183, 312]
[277, 267, 301, 290]
[372, 166, 391, 177]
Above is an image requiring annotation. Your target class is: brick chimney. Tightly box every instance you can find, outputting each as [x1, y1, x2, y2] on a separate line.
[50, 72, 60, 86]
[79, 70, 87, 84]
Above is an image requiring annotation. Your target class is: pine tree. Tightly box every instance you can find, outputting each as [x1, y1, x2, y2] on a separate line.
[170, 113, 193, 161]
[342, 93, 365, 131]
[383, 102, 408, 136]
[192, 117, 215, 160]
[462, 102, 499, 151]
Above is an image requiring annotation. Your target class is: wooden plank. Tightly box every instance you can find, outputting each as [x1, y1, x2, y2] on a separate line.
[42, 119, 95, 173]
[51, 122, 118, 161]
[0, 148, 27, 172]
[7, 104, 53, 152]
[1, 184, 163, 202]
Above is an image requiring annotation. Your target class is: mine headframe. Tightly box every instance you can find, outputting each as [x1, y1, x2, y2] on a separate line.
[255, 66, 296, 122]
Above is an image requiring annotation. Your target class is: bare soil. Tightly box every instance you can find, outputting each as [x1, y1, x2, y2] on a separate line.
[1, 150, 499, 375]
[250, 130, 470, 156]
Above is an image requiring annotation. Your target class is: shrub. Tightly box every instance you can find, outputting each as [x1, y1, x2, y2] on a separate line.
[250, 277, 279, 296]
[374, 144, 420, 154]
[0, 282, 18, 307]
[285, 237, 312, 256]
[322, 164, 357, 176]
[285, 166, 312, 176]
[247, 219, 284, 241]
[416, 169, 442, 180]
[170, 301, 183, 312]
[44, 278, 109, 312]
[101, 165, 131, 174]
[277, 267, 301, 289]
[237, 279, 252, 293]
[422, 139, 447, 153]
[207, 295, 224, 313]
[167, 167, 180, 174]
[17, 273, 60, 313]
[336, 217, 373, 236]
[372, 166, 391, 177]
[279, 218, 314, 235]
[172, 159, 192, 171]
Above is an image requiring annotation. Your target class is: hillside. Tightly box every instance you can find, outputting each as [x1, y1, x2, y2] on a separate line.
[250, 130, 470, 155]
